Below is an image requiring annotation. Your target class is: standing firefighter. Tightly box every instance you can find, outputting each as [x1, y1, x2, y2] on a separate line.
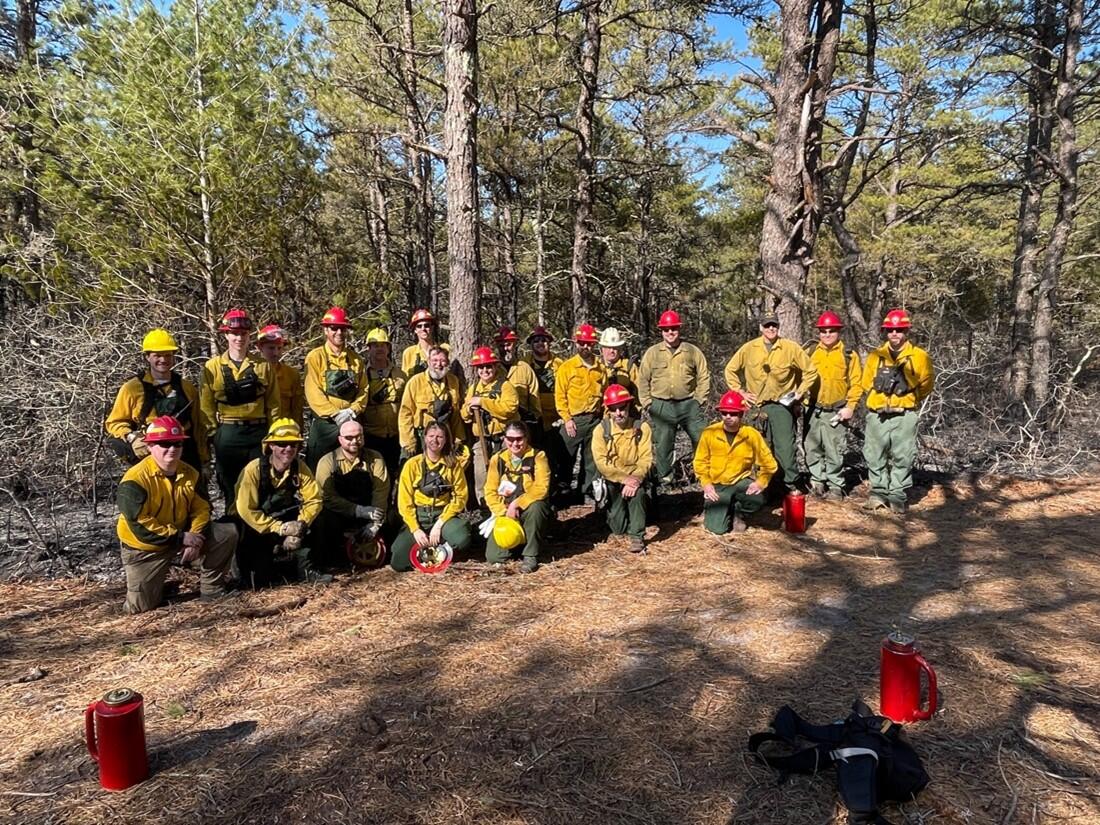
[200, 308, 283, 504]
[591, 384, 653, 554]
[463, 346, 520, 503]
[694, 391, 777, 535]
[723, 313, 817, 495]
[361, 327, 406, 484]
[862, 309, 935, 515]
[106, 329, 206, 473]
[398, 346, 467, 460]
[401, 308, 451, 378]
[598, 328, 639, 399]
[256, 324, 304, 429]
[116, 416, 237, 614]
[636, 310, 710, 485]
[496, 327, 543, 442]
[235, 418, 328, 587]
[483, 421, 551, 573]
[303, 306, 370, 468]
[390, 422, 473, 572]
[554, 324, 607, 500]
[522, 325, 566, 472]
[804, 312, 862, 500]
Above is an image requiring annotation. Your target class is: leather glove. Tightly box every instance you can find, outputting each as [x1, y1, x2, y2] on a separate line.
[355, 505, 384, 521]
[358, 522, 380, 541]
[282, 535, 303, 552]
[279, 520, 305, 538]
[131, 436, 150, 459]
[333, 408, 356, 426]
[399, 447, 414, 462]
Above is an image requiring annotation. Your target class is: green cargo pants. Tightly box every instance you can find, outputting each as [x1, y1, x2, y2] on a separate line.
[212, 421, 266, 504]
[702, 478, 766, 535]
[803, 406, 847, 492]
[390, 505, 473, 572]
[756, 402, 797, 491]
[306, 416, 340, 470]
[120, 521, 238, 614]
[863, 410, 918, 505]
[649, 398, 707, 480]
[558, 413, 599, 495]
[605, 482, 648, 539]
[485, 500, 551, 563]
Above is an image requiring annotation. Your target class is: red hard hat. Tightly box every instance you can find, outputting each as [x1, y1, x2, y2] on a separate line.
[717, 390, 749, 413]
[257, 324, 287, 344]
[602, 383, 633, 408]
[526, 325, 554, 342]
[409, 308, 436, 328]
[816, 311, 843, 329]
[882, 308, 912, 329]
[494, 326, 519, 343]
[321, 306, 350, 328]
[471, 346, 498, 366]
[218, 308, 252, 332]
[144, 415, 189, 443]
[657, 309, 682, 329]
[574, 324, 598, 343]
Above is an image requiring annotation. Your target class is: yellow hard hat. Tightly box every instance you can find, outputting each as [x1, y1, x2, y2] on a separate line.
[142, 329, 179, 353]
[366, 327, 390, 344]
[492, 516, 526, 551]
[262, 418, 304, 446]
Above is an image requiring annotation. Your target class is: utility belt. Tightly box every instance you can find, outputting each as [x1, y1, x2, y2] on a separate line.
[870, 407, 912, 418]
[652, 396, 692, 403]
[217, 417, 267, 426]
[811, 401, 847, 412]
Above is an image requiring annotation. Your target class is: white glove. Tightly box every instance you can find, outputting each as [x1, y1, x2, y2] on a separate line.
[592, 477, 607, 504]
[478, 515, 497, 539]
[333, 408, 356, 426]
[355, 505, 384, 521]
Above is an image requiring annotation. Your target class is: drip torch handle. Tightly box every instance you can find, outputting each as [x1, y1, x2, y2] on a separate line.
[85, 704, 99, 762]
[914, 653, 938, 720]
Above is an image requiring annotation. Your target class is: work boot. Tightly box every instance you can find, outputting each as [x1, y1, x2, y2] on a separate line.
[889, 500, 908, 515]
[628, 537, 646, 554]
[810, 482, 826, 498]
[824, 488, 844, 502]
[300, 566, 334, 584]
[519, 558, 539, 574]
[199, 588, 241, 604]
[730, 516, 748, 533]
[862, 495, 888, 512]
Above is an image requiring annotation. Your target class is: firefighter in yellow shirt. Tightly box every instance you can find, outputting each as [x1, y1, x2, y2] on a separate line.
[554, 324, 607, 501]
[522, 326, 565, 477]
[495, 326, 543, 438]
[804, 311, 862, 500]
[861, 309, 935, 515]
[483, 421, 551, 572]
[463, 347, 520, 503]
[591, 384, 653, 554]
[723, 313, 817, 494]
[398, 346, 467, 460]
[598, 328, 639, 399]
[693, 391, 778, 534]
[303, 306, 370, 469]
[115, 416, 236, 614]
[401, 308, 452, 377]
[361, 327, 406, 484]
[235, 419, 327, 588]
[200, 308, 283, 504]
[105, 328, 206, 473]
[256, 324, 304, 428]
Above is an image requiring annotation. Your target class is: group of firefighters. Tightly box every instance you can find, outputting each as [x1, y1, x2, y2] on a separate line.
[106, 305, 934, 614]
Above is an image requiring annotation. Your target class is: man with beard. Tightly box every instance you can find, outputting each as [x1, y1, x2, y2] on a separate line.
[554, 324, 607, 501]
[303, 307, 370, 469]
[495, 327, 542, 441]
[399, 346, 467, 461]
[591, 384, 653, 554]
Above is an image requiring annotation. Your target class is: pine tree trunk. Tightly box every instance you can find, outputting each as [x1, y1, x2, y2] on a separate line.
[403, 0, 436, 311]
[193, 0, 218, 349]
[442, 0, 481, 376]
[570, 0, 601, 325]
[13, 0, 42, 239]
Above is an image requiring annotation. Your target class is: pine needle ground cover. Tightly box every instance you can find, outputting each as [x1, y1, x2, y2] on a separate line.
[1, 477, 1098, 824]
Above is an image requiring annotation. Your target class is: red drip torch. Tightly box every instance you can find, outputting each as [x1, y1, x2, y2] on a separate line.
[85, 688, 149, 791]
[880, 632, 938, 723]
[783, 491, 806, 533]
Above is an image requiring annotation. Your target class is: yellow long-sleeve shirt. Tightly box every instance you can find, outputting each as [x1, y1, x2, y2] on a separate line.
[592, 418, 653, 483]
[522, 353, 564, 427]
[235, 457, 322, 535]
[398, 372, 466, 450]
[116, 456, 209, 551]
[272, 362, 304, 428]
[462, 370, 519, 437]
[361, 364, 407, 438]
[505, 360, 543, 422]
[602, 358, 640, 397]
[303, 344, 370, 418]
[862, 341, 935, 411]
[314, 448, 389, 517]
[200, 352, 282, 437]
[723, 337, 818, 401]
[401, 341, 451, 376]
[484, 447, 550, 516]
[105, 370, 208, 462]
[807, 343, 863, 411]
[693, 422, 777, 488]
[637, 341, 711, 408]
[397, 454, 468, 531]
[554, 355, 607, 421]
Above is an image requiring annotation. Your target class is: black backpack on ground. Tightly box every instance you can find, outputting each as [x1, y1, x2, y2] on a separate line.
[747, 699, 929, 825]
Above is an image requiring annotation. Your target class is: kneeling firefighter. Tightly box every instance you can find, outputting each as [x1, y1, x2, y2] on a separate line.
[481, 421, 551, 573]
[234, 418, 327, 587]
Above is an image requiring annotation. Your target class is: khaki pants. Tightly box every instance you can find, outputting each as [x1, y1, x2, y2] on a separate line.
[121, 522, 238, 614]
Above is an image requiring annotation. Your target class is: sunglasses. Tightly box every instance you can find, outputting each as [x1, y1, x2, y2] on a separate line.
[762, 323, 779, 329]
[415, 323, 434, 330]
[819, 328, 840, 334]
[151, 442, 184, 449]
[503, 435, 526, 442]
[339, 434, 363, 441]
[720, 411, 743, 417]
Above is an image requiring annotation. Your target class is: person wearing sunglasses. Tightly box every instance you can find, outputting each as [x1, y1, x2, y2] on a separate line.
[116, 416, 237, 614]
[591, 384, 653, 554]
[401, 308, 452, 378]
[554, 324, 608, 503]
[495, 326, 544, 445]
[303, 306, 370, 469]
[462, 347, 520, 504]
[803, 311, 862, 500]
[723, 312, 818, 496]
[522, 326, 567, 481]
[483, 422, 551, 572]
[256, 324, 304, 429]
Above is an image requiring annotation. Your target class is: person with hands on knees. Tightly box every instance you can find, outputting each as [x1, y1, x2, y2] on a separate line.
[694, 391, 778, 535]
[462, 346, 519, 504]
[235, 418, 328, 587]
[303, 307, 370, 469]
[390, 423, 473, 572]
[116, 416, 237, 615]
[482, 421, 551, 573]
[591, 384, 653, 554]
